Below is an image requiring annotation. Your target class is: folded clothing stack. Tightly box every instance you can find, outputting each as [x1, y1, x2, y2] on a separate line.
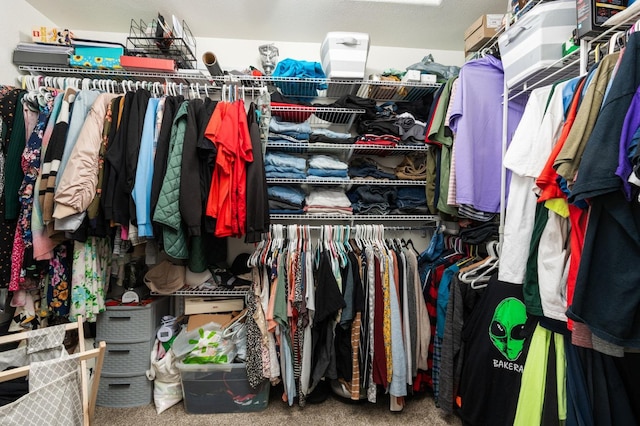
[395, 153, 427, 180]
[394, 112, 427, 144]
[393, 187, 429, 214]
[309, 128, 355, 144]
[264, 152, 307, 179]
[307, 154, 348, 180]
[269, 117, 312, 143]
[349, 157, 397, 180]
[268, 185, 306, 214]
[304, 189, 353, 215]
[347, 186, 397, 215]
[355, 134, 400, 147]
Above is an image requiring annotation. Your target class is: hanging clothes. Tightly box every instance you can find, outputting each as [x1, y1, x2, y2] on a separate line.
[153, 101, 189, 259]
[69, 236, 111, 322]
[244, 102, 270, 243]
[103, 91, 134, 225]
[449, 55, 526, 214]
[205, 99, 253, 238]
[53, 93, 118, 232]
[0, 88, 24, 288]
[40, 87, 76, 236]
[30, 92, 63, 261]
[457, 274, 535, 426]
[132, 97, 161, 238]
[568, 31, 640, 349]
[10, 89, 55, 291]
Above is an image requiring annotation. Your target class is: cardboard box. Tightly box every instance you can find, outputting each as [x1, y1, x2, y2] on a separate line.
[187, 313, 235, 332]
[576, 0, 627, 40]
[464, 14, 504, 53]
[31, 27, 73, 45]
[184, 297, 244, 315]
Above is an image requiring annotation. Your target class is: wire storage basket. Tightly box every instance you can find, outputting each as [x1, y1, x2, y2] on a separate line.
[126, 17, 197, 69]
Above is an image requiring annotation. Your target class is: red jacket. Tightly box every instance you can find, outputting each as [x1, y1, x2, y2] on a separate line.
[205, 100, 253, 238]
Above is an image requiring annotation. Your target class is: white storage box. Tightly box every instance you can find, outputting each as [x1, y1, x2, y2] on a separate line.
[498, 0, 576, 89]
[321, 32, 370, 79]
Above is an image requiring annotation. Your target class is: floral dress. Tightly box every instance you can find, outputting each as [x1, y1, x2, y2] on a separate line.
[47, 241, 73, 317]
[70, 236, 112, 322]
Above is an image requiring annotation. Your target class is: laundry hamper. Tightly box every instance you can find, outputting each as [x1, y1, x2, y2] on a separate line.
[0, 317, 106, 426]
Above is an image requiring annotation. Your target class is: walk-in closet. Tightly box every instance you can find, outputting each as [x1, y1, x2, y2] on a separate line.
[1, 0, 640, 425]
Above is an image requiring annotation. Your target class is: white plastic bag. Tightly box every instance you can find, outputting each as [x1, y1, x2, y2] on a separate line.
[223, 320, 247, 361]
[146, 340, 182, 414]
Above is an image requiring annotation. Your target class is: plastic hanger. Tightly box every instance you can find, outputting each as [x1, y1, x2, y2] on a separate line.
[469, 256, 499, 289]
[344, 226, 353, 253]
[459, 240, 500, 289]
[336, 226, 348, 267]
[260, 226, 273, 266]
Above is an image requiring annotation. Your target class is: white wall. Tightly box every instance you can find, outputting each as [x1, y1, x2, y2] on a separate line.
[194, 37, 465, 74]
[71, 30, 465, 75]
[1, 0, 57, 84]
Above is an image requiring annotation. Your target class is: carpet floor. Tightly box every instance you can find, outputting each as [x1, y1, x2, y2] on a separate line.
[94, 385, 463, 426]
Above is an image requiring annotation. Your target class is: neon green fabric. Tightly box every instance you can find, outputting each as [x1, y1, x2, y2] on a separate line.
[514, 324, 550, 426]
[514, 324, 567, 425]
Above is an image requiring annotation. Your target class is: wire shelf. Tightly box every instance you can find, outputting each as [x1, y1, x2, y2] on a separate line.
[504, 0, 638, 100]
[17, 66, 442, 103]
[266, 178, 425, 186]
[270, 214, 438, 221]
[265, 141, 428, 156]
[270, 105, 364, 127]
[507, 50, 582, 100]
[18, 65, 210, 85]
[211, 75, 441, 101]
[150, 287, 249, 297]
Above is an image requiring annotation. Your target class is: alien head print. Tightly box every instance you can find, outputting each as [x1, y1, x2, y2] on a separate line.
[489, 297, 527, 362]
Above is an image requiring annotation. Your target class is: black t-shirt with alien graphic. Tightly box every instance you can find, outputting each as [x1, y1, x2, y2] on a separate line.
[458, 273, 536, 426]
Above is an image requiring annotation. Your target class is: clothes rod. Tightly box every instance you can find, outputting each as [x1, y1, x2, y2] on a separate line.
[17, 75, 266, 99]
[269, 225, 435, 231]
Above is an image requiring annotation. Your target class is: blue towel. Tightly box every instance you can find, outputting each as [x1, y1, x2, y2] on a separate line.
[272, 58, 327, 97]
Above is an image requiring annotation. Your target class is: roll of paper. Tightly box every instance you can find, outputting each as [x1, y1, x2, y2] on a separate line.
[202, 51, 223, 76]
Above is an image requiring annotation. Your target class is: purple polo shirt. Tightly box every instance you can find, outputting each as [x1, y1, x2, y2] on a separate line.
[449, 55, 525, 213]
[616, 85, 640, 200]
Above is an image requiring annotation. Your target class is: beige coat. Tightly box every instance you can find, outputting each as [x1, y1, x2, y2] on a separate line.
[53, 93, 117, 222]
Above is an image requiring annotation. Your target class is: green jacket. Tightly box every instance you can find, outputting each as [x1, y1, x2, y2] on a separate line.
[153, 101, 189, 259]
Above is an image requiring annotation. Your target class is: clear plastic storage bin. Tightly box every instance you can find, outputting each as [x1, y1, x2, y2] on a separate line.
[177, 362, 270, 414]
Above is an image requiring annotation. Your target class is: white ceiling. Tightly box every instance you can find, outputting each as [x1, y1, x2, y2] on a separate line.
[25, 0, 506, 51]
